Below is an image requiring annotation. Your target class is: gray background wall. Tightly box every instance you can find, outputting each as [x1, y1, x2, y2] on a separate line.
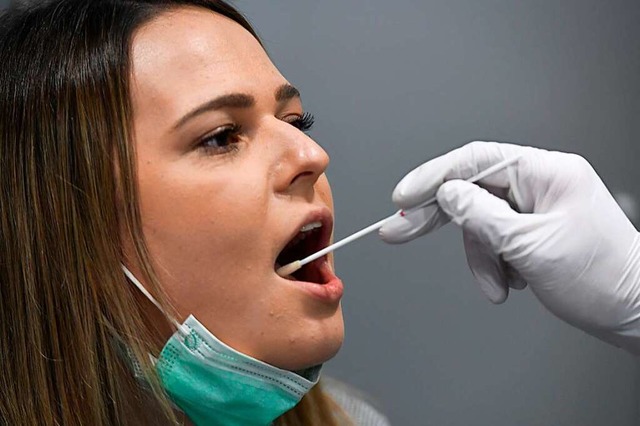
[3, 1, 640, 425]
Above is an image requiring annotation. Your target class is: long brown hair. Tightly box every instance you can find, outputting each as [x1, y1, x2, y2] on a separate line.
[0, 1, 349, 424]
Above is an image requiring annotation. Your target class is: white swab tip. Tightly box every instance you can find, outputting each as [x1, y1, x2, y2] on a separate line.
[277, 261, 301, 277]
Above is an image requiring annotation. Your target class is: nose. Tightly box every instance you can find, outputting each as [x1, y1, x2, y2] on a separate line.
[273, 122, 329, 196]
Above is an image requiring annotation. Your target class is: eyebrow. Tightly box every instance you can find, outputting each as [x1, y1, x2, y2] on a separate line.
[275, 84, 300, 102]
[172, 83, 301, 131]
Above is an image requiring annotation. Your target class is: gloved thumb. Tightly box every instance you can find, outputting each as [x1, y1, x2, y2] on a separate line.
[437, 180, 521, 255]
[379, 204, 450, 244]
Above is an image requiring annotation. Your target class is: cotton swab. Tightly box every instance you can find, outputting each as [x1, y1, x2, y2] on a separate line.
[276, 211, 404, 277]
[276, 155, 522, 277]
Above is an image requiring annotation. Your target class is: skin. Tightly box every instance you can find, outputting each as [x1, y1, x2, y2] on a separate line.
[126, 6, 343, 371]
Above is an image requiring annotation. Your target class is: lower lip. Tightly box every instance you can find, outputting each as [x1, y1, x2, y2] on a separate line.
[280, 261, 344, 304]
[296, 275, 344, 304]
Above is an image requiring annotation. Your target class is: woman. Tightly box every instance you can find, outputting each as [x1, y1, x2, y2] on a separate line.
[0, 1, 387, 424]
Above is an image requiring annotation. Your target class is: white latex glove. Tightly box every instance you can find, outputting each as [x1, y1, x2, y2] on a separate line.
[380, 141, 640, 353]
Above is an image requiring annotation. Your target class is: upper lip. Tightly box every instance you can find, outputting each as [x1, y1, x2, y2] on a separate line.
[275, 207, 333, 264]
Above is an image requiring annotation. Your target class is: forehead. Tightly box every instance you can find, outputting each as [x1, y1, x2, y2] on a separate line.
[130, 6, 285, 116]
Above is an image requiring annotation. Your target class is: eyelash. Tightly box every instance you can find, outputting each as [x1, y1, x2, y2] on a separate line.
[198, 124, 242, 154]
[197, 112, 315, 155]
[287, 112, 315, 133]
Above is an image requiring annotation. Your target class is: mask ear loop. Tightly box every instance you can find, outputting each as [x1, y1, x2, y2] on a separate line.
[121, 264, 190, 336]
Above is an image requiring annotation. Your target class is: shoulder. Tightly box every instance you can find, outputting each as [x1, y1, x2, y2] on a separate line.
[321, 376, 392, 426]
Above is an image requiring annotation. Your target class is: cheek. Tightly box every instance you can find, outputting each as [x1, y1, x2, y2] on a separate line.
[138, 151, 268, 233]
[135, 159, 272, 306]
[140, 180, 266, 247]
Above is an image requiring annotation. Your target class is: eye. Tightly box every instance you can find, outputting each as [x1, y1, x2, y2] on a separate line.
[197, 124, 242, 154]
[285, 112, 315, 133]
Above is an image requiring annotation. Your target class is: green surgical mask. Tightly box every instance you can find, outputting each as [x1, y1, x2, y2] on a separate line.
[122, 266, 320, 426]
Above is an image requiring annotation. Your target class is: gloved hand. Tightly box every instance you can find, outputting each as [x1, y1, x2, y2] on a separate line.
[380, 141, 640, 353]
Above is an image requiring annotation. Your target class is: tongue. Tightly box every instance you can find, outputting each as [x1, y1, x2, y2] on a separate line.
[297, 261, 322, 284]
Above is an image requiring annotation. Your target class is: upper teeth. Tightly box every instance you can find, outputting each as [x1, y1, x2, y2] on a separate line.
[300, 221, 322, 233]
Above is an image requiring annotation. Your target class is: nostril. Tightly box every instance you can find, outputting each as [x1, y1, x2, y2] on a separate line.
[290, 171, 315, 187]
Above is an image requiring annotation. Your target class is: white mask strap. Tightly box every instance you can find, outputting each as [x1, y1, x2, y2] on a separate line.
[121, 264, 188, 334]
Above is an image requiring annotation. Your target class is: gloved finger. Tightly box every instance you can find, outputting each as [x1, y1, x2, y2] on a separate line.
[379, 203, 450, 244]
[437, 180, 522, 257]
[504, 262, 528, 290]
[465, 230, 528, 294]
[392, 141, 528, 210]
[463, 230, 509, 304]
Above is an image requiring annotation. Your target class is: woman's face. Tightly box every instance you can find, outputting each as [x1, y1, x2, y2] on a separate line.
[128, 6, 344, 370]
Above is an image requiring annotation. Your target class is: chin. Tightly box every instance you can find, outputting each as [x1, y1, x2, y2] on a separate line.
[308, 328, 344, 367]
[266, 312, 345, 371]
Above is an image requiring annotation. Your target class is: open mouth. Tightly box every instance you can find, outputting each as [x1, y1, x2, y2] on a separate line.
[275, 216, 332, 285]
